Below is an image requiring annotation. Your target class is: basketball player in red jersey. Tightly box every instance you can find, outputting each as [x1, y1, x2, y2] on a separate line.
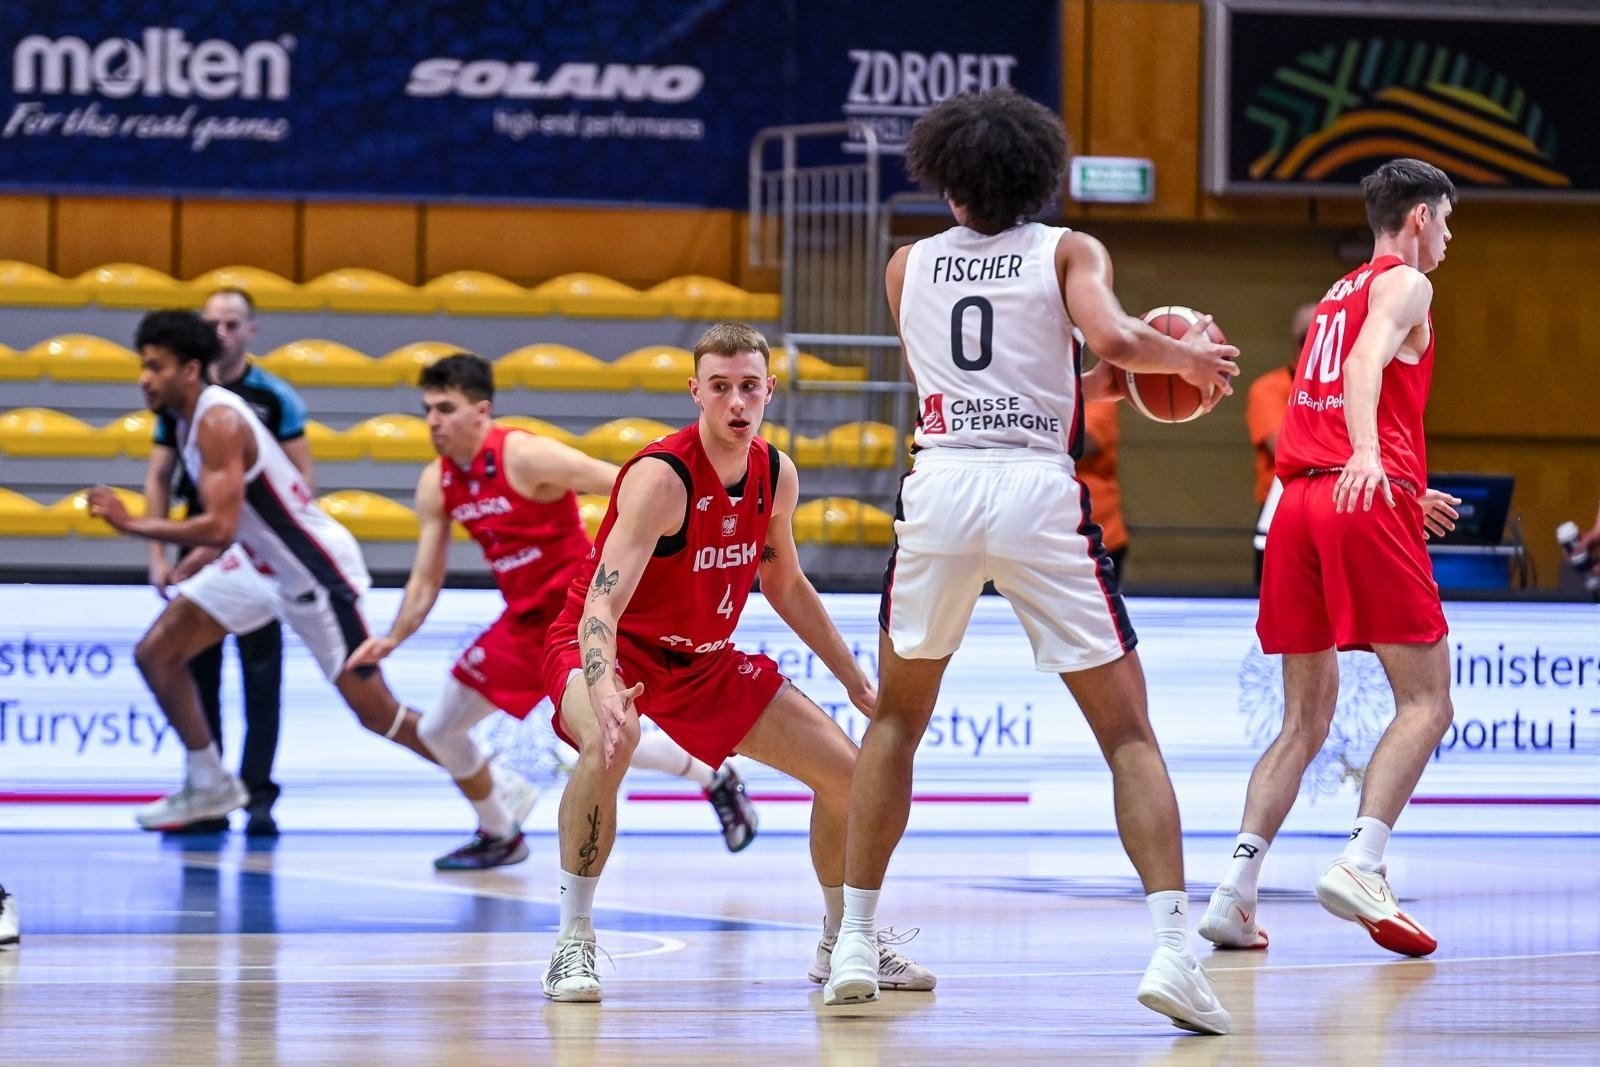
[538, 323, 934, 1003]
[346, 353, 760, 868]
[1201, 159, 1463, 958]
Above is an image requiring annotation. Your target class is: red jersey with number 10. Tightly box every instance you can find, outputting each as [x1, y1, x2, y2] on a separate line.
[1275, 254, 1434, 489]
[557, 424, 777, 657]
[440, 425, 590, 618]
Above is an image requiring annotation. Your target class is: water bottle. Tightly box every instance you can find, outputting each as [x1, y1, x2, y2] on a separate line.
[1556, 521, 1600, 597]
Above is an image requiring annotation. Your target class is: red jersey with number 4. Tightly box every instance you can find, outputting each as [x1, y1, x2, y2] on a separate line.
[440, 425, 590, 617]
[558, 424, 777, 656]
[1275, 254, 1434, 489]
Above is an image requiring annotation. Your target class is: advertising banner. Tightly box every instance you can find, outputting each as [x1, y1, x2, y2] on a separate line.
[1208, 2, 1600, 198]
[2, 588, 1595, 835]
[0, 1, 1060, 205]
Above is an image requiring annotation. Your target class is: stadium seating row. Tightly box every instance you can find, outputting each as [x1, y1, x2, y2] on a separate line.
[0, 410, 905, 468]
[0, 485, 893, 546]
[0, 261, 779, 319]
[0, 336, 865, 389]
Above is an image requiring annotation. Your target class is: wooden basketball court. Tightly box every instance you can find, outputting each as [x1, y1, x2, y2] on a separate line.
[1, 830, 1594, 1064]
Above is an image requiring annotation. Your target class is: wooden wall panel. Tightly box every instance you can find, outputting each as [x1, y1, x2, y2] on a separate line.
[176, 200, 298, 280]
[0, 195, 52, 268]
[300, 202, 420, 283]
[1080, 0, 1202, 221]
[424, 205, 735, 287]
[54, 196, 175, 277]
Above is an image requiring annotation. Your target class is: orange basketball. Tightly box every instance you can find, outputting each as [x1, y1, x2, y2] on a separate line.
[1122, 306, 1228, 424]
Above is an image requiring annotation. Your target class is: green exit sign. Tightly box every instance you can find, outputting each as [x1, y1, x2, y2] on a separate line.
[1069, 156, 1155, 203]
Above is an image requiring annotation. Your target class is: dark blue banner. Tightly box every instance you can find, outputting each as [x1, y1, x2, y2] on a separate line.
[0, 1, 1059, 206]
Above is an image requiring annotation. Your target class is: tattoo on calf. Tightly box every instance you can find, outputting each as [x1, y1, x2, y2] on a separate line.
[577, 805, 601, 875]
[583, 646, 607, 687]
[589, 563, 620, 599]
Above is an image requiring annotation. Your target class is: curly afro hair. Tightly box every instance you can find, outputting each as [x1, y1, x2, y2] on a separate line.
[904, 87, 1069, 234]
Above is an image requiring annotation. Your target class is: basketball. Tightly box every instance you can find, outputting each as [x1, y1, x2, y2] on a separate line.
[1122, 306, 1229, 424]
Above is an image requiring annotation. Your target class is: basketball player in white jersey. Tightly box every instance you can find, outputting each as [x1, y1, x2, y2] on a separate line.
[824, 89, 1240, 1035]
[89, 311, 443, 830]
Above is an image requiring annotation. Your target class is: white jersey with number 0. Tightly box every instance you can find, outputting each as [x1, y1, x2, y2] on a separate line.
[900, 222, 1081, 455]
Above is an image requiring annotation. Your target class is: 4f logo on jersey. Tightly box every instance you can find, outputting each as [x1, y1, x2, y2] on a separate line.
[696, 496, 713, 512]
[721, 515, 737, 538]
[921, 393, 947, 434]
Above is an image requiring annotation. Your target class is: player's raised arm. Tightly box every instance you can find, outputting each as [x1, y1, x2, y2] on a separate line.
[1333, 266, 1433, 514]
[578, 460, 681, 766]
[757, 451, 875, 717]
[1060, 232, 1238, 399]
[346, 461, 452, 671]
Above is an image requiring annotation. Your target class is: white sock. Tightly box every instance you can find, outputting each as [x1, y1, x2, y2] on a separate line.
[629, 730, 715, 787]
[185, 743, 226, 791]
[468, 779, 513, 838]
[1147, 890, 1191, 952]
[1340, 816, 1391, 871]
[558, 870, 599, 941]
[821, 884, 844, 940]
[1222, 832, 1270, 899]
[841, 885, 879, 938]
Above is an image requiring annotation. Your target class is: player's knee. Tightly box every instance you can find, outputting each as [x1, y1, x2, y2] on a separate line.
[134, 631, 182, 681]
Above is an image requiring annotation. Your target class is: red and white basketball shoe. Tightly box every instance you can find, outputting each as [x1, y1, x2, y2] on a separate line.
[1315, 861, 1437, 957]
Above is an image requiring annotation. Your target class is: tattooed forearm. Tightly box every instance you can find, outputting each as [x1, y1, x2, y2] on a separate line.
[582, 615, 613, 643]
[583, 646, 608, 687]
[577, 805, 601, 875]
[588, 563, 620, 599]
[761, 544, 778, 563]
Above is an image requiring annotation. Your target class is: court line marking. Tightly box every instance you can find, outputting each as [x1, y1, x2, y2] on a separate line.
[93, 848, 812, 931]
[9, 948, 1592, 987]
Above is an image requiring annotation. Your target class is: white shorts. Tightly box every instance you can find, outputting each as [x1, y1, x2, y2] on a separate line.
[879, 450, 1136, 672]
[176, 545, 373, 682]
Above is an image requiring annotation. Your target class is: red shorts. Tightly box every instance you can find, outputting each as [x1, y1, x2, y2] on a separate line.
[541, 629, 788, 768]
[1257, 474, 1447, 654]
[451, 609, 559, 720]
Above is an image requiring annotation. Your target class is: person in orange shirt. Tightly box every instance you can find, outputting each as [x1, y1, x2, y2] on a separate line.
[1079, 396, 1129, 587]
[1246, 304, 1314, 585]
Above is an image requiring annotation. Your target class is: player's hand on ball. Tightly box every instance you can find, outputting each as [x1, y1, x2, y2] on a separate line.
[1177, 314, 1239, 409]
[1418, 488, 1461, 540]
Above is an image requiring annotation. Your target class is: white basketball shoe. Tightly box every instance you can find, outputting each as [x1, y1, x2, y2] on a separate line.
[822, 929, 881, 1006]
[1136, 945, 1231, 1035]
[542, 936, 602, 1003]
[0, 886, 17, 950]
[811, 925, 937, 992]
[134, 776, 248, 832]
[1198, 885, 1269, 950]
[1315, 861, 1437, 957]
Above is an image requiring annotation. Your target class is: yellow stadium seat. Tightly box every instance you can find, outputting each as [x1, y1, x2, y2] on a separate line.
[73, 263, 192, 309]
[424, 270, 551, 315]
[305, 268, 437, 313]
[577, 493, 610, 538]
[258, 339, 392, 386]
[792, 497, 894, 546]
[497, 343, 628, 390]
[101, 410, 159, 458]
[347, 414, 434, 462]
[0, 260, 87, 308]
[31, 334, 141, 382]
[54, 486, 147, 537]
[580, 417, 674, 464]
[530, 273, 665, 318]
[648, 275, 780, 320]
[304, 419, 366, 461]
[318, 490, 419, 540]
[188, 265, 322, 311]
[772, 351, 870, 383]
[379, 341, 469, 386]
[495, 416, 579, 448]
[614, 346, 694, 392]
[0, 487, 69, 536]
[0, 408, 118, 458]
[816, 421, 902, 469]
[760, 424, 793, 452]
[0, 343, 44, 380]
